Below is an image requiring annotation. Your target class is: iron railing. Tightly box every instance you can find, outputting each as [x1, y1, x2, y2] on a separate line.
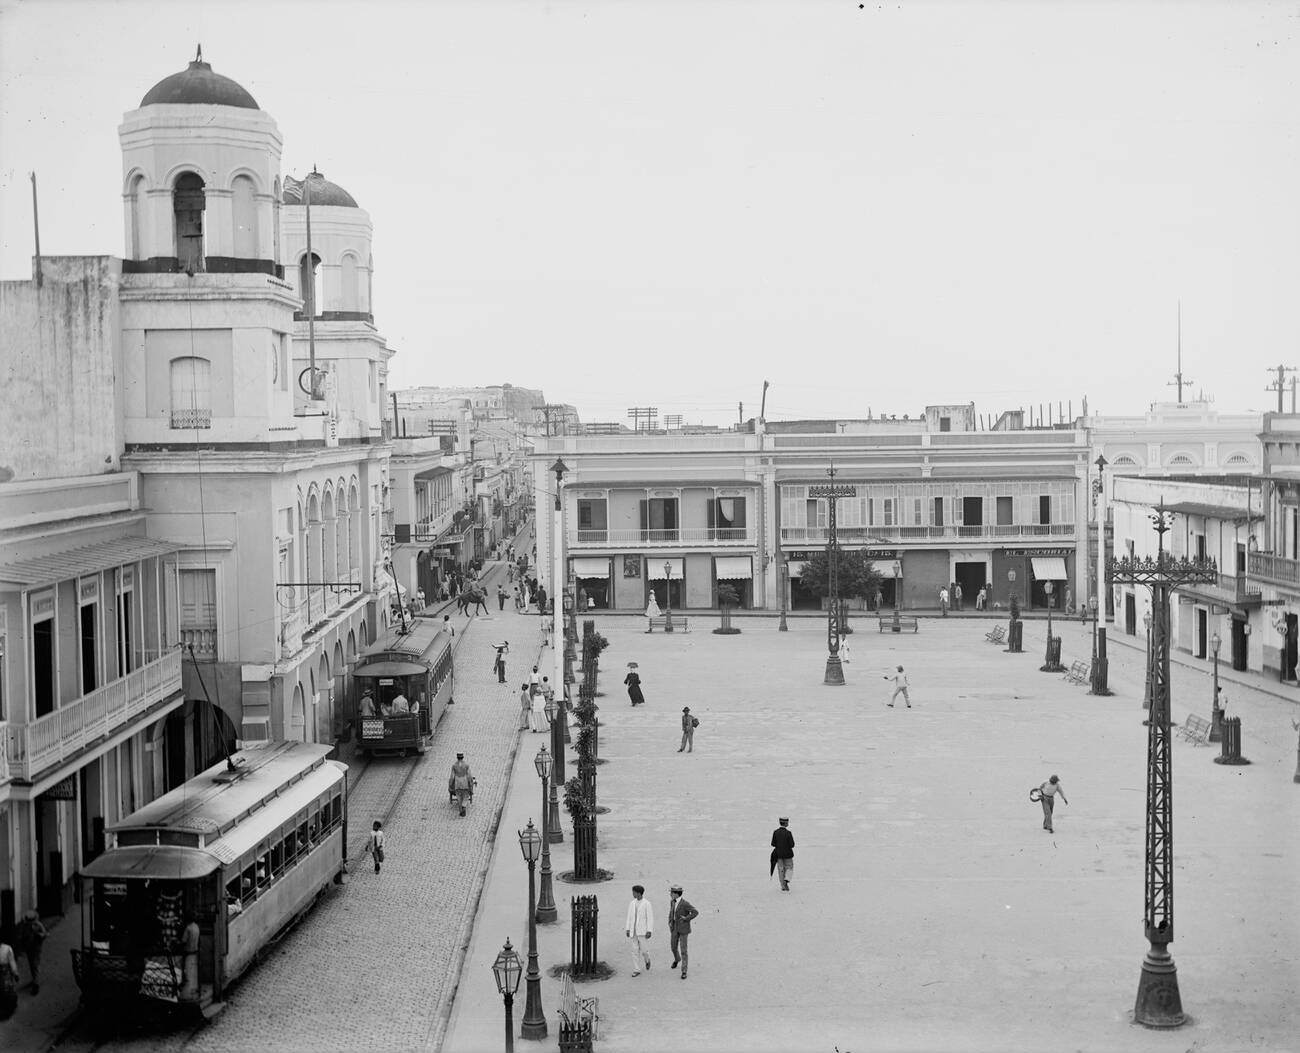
[572, 527, 754, 546]
[169, 407, 212, 429]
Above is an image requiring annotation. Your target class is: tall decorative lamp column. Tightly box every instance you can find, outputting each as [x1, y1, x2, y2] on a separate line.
[811, 464, 856, 685]
[1208, 631, 1223, 742]
[492, 938, 523, 1053]
[1109, 500, 1216, 1028]
[550, 458, 568, 751]
[516, 820, 547, 1039]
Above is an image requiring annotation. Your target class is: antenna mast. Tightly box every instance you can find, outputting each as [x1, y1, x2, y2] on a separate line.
[1168, 301, 1192, 402]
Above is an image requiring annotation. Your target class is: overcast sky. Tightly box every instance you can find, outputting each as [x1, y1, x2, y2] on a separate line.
[2, 0, 1297, 426]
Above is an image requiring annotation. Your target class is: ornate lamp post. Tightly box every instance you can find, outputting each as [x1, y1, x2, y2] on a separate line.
[1109, 500, 1216, 1029]
[534, 748, 557, 923]
[812, 465, 856, 685]
[492, 938, 523, 1053]
[663, 560, 674, 633]
[545, 697, 564, 842]
[1208, 631, 1223, 742]
[778, 552, 789, 632]
[1040, 580, 1063, 671]
[550, 458, 568, 760]
[1092, 453, 1111, 695]
[516, 820, 547, 1039]
[1143, 610, 1153, 708]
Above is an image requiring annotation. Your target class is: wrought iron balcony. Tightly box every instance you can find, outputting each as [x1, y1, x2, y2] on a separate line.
[169, 407, 212, 429]
[6, 649, 183, 782]
[780, 523, 1075, 544]
[571, 527, 755, 547]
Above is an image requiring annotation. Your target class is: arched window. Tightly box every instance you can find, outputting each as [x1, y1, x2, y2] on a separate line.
[340, 253, 360, 312]
[128, 174, 147, 261]
[231, 175, 259, 259]
[1225, 453, 1252, 468]
[173, 172, 206, 271]
[169, 356, 212, 429]
[1167, 454, 1195, 467]
[298, 252, 322, 317]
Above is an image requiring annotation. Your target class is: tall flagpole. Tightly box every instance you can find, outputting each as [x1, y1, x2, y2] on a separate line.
[305, 170, 319, 398]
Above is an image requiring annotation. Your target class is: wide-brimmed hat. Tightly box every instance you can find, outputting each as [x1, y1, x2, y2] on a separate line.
[627, 661, 639, 669]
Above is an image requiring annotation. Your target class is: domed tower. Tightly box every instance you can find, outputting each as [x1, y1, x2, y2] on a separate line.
[119, 47, 283, 274]
[281, 169, 390, 440]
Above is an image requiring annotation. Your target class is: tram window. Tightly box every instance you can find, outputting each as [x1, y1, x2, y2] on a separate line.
[241, 861, 256, 901]
[307, 807, 320, 844]
[330, 794, 342, 828]
[256, 848, 271, 888]
[270, 838, 284, 876]
[282, 830, 298, 865]
[297, 820, 309, 851]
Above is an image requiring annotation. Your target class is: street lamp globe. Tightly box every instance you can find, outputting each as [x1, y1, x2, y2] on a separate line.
[544, 697, 558, 725]
[534, 746, 552, 781]
[664, 561, 672, 579]
[517, 819, 542, 864]
[492, 938, 522, 996]
[1211, 632, 1221, 657]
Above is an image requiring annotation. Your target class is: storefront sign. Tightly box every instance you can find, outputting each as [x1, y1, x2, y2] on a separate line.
[1001, 547, 1072, 556]
[785, 548, 898, 560]
[43, 776, 77, 800]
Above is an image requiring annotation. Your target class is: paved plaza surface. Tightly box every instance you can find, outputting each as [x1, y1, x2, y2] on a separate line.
[4, 595, 1298, 1053]
[445, 612, 1300, 1053]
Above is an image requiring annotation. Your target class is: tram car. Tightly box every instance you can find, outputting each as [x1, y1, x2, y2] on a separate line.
[72, 741, 347, 1020]
[353, 616, 454, 757]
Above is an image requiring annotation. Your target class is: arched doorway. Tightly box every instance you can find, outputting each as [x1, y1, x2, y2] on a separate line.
[289, 684, 307, 742]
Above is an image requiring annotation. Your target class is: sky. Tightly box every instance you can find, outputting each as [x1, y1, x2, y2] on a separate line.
[2, 0, 1298, 426]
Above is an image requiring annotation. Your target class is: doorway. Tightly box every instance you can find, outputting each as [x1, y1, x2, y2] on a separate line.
[1230, 618, 1247, 672]
[1195, 608, 1207, 658]
[1125, 593, 1136, 636]
[954, 563, 986, 610]
[1286, 614, 1298, 680]
[647, 578, 683, 611]
[789, 574, 821, 611]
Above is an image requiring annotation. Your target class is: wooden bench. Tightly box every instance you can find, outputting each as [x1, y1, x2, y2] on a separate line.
[557, 969, 599, 1051]
[984, 625, 1006, 645]
[1063, 660, 1091, 685]
[878, 616, 919, 633]
[1177, 714, 1212, 745]
[646, 615, 689, 633]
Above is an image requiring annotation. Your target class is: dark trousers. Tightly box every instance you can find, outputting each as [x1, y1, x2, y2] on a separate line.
[499, 596, 506, 609]
[1041, 795, 1055, 831]
[670, 930, 689, 972]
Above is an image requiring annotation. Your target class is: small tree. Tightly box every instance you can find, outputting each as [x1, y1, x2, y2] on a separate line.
[714, 582, 742, 634]
[798, 549, 885, 611]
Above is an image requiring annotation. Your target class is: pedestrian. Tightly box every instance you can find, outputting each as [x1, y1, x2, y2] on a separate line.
[625, 884, 655, 975]
[443, 613, 455, 637]
[1064, 586, 1073, 614]
[536, 584, 548, 613]
[529, 665, 541, 698]
[15, 909, 45, 994]
[541, 676, 555, 707]
[365, 820, 385, 874]
[976, 586, 987, 611]
[541, 610, 554, 647]
[1038, 774, 1068, 834]
[646, 592, 661, 625]
[939, 586, 949, 615]
[667, 885, 699, 979]
[179, 912, 200, 1002]
[493, 643, 509, 684]
[416, 587, 425, 611]
[625, 662, 645, 705]
[770, 817, 795, 892]
[0, 937, 19, 1019]
[954, 582, 963, 611]
[449, 752, 473, 816]
[448, 576, 459, 599]
[530, 684, 548, 733]
[497, 584, 508, 610]
[678, 706, 697, 752]
[874, 585, 883, 611]
[359, 689, 376, 717]
[884, 665, 911, 707]
[519, 683, 532, 731]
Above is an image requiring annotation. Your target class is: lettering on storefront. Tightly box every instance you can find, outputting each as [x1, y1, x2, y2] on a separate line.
[1001, 548, 1071, 556]
[785, 549, 898, 560]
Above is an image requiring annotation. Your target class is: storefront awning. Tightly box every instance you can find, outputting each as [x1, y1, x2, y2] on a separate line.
[1031, 557, 1068, 580]
[572, 557, 611, 578]
[715, 556, 753, 579]
[648, 558, 685, 580]
[0, 535, 179, 589]
[787, 562, 808, 578]
[869, 560, 900, 577]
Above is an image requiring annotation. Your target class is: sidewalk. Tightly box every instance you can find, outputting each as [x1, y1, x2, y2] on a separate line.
[443, 611, 1300, 1052]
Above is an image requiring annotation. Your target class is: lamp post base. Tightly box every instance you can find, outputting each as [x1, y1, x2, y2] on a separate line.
[1133, 943, 1186, 1028]
[824, 655, 845, 686]
[778, 610, 788, 631]
[1208, 706, 1223, 743]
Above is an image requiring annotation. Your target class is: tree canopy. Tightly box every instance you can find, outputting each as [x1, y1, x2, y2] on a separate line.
[797, 548, 885, 601]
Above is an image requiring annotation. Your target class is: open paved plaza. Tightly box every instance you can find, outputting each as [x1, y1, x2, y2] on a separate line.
[445, 611, 1300, 1053]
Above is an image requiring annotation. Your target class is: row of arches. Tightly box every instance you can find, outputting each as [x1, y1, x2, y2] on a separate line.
[127, 169, 274, 270]
[296, 250, 372, 316]
[1108, 452, 1256, 470]
[286, 622, 372, 743]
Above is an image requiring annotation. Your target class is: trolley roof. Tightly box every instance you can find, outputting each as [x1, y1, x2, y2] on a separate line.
[81, 844, 222, 881]
[109, 741, 338, 846]
[359, 617, 448, 664]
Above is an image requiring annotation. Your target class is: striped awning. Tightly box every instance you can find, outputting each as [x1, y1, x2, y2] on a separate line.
[0, 536, 179, 589]
[715, 556, 753, 579]
[1030, 557, 1068, 580]
[572, 557, 611, 578]
[648, 558, 685, 580]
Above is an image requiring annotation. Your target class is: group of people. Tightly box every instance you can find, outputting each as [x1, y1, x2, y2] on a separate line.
[518, 667, 557, 732]
[359, 688, 418, 718]
[624, 884, 700, 979]
[0, 909, 46, 1018]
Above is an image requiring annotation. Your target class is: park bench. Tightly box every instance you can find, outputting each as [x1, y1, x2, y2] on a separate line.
[1063, 660, 1091, 685]
[1177, 714, 1212, 745]
[984, 625, 1006, 645]
[557, 969, 599, 1051]
[878, 616, 919, 633]
[646, 615, 689, 633]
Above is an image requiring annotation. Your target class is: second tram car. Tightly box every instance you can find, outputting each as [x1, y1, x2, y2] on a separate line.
[71, 741, 347, 1019]
[353, 616, 454, 757]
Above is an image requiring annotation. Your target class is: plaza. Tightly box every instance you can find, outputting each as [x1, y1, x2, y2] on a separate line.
[446, 610, 1300, 1053]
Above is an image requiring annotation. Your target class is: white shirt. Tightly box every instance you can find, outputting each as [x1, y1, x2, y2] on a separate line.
[625, 896, 655, 936]
[889, 671, 909, 689]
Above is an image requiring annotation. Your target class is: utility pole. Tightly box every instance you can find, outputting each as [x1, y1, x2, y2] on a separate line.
[1266, 364, 1296, 414]
[1167, 301, 1192, 402]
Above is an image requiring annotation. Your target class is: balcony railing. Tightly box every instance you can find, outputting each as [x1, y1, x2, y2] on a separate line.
[780, 523, 1075, 544]
[6, 649, 183, 782]
[572, 527, 755, 547]
[1249, 552, 1300, 588]
[170, 407, 212, 429]
[179, 627, 217, 659]
[281, 604, 307, 659]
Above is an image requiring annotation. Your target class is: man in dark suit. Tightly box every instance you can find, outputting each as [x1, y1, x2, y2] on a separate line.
[770, 816, 795, 892]
[667, 885, 699, 979]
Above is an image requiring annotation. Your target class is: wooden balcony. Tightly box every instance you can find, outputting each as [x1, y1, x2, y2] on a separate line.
[6, 649, 183, 783]
[1249, 552, 1300, 589]
[780, 523, 1076, 545]
[572, 527, 755, 547]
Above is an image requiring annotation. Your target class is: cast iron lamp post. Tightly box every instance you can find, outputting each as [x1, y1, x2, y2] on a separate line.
[778, 552, 789, 631]
[534, 748, 557, 923]
[1040, 580, 1063, 671]
[812, 465, 856, 685]
[550, 458, 567, 762]
[1092, 453, 1111, 695]
[545, 697, 563, 842]
[1109, 500, 1217, 1028]
[492, 938, 523, 1052]
[663, 560, 674, 632]
[1208, 631, 1223, 743]
[517, 820, 547, 1039]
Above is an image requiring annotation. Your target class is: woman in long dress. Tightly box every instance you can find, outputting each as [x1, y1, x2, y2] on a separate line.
[624, 663, 645, 706]
[645, 594, 662, 625]
[530, 687, 549, 732]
